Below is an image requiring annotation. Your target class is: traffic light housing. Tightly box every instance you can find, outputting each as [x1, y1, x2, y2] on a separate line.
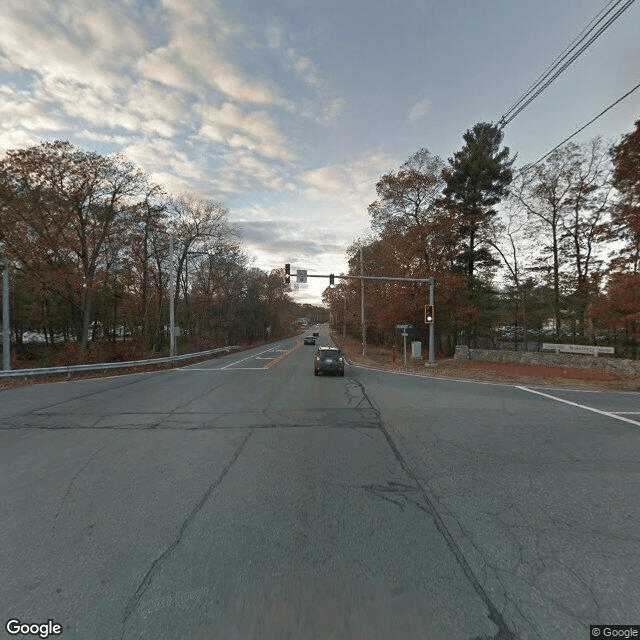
[329, 274, 334, 286]
[285, 263, 290, 284]
[424, 304, 434, 323]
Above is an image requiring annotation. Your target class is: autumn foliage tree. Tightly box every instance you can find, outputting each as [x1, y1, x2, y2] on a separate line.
[610, 119, 640, 273]
[0, 140, 301, 365]
[0, 141, 151, 354]
[328, 124, 638, 358]
[589, 120, 640, 357]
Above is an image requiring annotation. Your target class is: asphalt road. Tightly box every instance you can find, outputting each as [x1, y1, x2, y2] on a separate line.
[1, 326, 639, 640]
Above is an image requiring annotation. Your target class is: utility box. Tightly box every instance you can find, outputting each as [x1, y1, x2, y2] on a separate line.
[411, 341, 422, 358]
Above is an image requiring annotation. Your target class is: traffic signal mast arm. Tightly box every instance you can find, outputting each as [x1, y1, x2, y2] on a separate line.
[300, 273, 435, 285]
[284, 265, 436, 364]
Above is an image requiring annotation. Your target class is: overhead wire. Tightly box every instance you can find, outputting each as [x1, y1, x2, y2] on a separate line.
[499, 0, 637, 127]
[503, 0, 619, 123]
[517, 79, 640, 174]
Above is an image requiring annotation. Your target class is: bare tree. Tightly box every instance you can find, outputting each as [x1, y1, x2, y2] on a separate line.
[515, 139, 613, 340]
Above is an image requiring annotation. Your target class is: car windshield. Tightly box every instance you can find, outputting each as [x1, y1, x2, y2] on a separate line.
[320, 350, 339, 358]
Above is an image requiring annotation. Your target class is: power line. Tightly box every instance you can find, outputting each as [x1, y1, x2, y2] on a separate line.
[504, 0, 619, 122]
[518, 79, 640, 174]
[503, 0, 636, 125]
[499, 0, 637, 127]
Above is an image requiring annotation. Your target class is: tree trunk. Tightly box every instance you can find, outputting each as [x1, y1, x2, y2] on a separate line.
[79, 286, 94, 356]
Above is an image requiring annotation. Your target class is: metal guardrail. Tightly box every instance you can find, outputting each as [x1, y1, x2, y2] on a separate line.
[0, 346, 241, 379]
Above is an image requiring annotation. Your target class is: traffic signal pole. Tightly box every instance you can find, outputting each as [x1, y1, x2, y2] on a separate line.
[360, 248, 365, 356]
[429, 282, 435, 365]
[0, 260, 10, 371]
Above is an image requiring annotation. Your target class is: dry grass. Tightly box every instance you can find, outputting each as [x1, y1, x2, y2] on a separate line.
[331, 332, 640, 392]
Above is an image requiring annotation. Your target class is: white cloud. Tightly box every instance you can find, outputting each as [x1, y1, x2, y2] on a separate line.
[135, 47, 199, 93]
[200, 102, 296, 162]
[125, 80, 188, 136]
[0, 86, 66, 132]
[0, 128, 43, 151]
[123, 137, 206, 185]
[263, 21, 346, 123]
[35, 78, 141, 132]
[301, 152, 395, 213]
[297, 152, 397, 245]
[218, 148, 296, 193]
[0, 0, 146, 91]
[149, 1, 290, 107]
[408, 98, 432, 121]
[77, 130, 130, 146]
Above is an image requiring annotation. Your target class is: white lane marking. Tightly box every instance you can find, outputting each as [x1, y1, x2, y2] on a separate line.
[255, 357, 275, 360]
[351, 363, 640, 396]
[613, 411, 640, 415]
[516, 386, 640, 427]
[220, 347, 277, 369]
[351, 363, 515, 387]
[175, 367, 267, 371]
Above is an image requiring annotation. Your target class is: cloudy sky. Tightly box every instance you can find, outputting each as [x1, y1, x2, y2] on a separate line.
[1, 0, 638, 303]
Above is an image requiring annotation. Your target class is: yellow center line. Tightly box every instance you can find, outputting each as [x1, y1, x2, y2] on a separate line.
[265, 341, 304, 369]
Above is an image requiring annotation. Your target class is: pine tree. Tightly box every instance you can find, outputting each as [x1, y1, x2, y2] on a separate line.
[444, 122, 515, 281]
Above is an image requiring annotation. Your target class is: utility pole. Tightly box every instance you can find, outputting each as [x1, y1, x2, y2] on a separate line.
[360, 247, 366, 356]
[343, 295, 346, 337]
[429, 281, 435, 365]
[0, 260, 10, 371]
[169, 236, 175, 358]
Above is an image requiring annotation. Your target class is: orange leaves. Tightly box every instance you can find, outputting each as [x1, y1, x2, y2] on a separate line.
[593, 273, 640, 337]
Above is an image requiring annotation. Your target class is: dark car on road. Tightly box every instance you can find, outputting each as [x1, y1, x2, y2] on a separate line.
[314, 346, 344, 376]
[303, 335, 316, 345]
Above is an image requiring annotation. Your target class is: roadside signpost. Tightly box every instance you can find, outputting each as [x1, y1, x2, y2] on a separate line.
[395, 324, 413, 366]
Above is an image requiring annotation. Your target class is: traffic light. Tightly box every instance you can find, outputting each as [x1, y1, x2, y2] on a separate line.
[424, 304, 434, 323]
[329, 274, 334, 286]
[285, 263, 290, 284]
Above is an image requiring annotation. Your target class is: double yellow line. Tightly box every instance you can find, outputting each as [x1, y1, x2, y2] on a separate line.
[265, 340, 303, 369]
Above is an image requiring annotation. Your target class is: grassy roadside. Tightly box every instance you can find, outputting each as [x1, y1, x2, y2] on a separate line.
[331, 331, 639, 392]
[0, 334, 301, 388]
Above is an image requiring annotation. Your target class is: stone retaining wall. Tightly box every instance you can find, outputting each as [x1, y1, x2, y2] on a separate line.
[453, 345, 640, 377]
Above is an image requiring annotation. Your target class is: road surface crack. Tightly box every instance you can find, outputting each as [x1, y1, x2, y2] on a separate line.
[352, 376, 519, 640]
[119, 428, 254, 638]
[50, 444, 106, 538]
